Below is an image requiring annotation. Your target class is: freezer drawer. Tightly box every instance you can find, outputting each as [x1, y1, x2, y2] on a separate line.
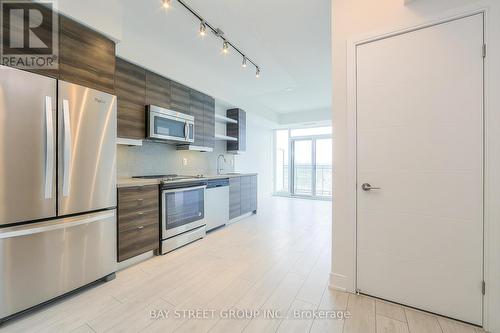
[0, 210, 117, 320]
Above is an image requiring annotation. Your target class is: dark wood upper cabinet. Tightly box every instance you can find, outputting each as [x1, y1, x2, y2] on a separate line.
[227, 108, 246, 152]
[115, 58, 146, 139]
[203, 96, 215, 149]
[171, 81, 191, 115]
[146, 71, 171, 109]
[59, 16, 115, 94]
[189, 90, 205, 147]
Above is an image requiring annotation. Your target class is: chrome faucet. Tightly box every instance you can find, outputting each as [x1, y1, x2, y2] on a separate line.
[217, 154, 226, 175]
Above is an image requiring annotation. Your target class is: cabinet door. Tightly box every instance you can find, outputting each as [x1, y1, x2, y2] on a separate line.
[146, 71, 171, 109]
[171, 81, 191, 115]
[116, 58, 146, 139]
[118, 185, 159, 262]
[203, 96, 215, 149]
[59, 16, 115, 94]
[189, 90, 205, 147]
[250, 175, 258, 212]
[238, 110, 247, 151]
[229, 177, 241, 219]
[226, 109, 246, 152]
[240, 176, 252, 215]
[226, 109, 239, 151]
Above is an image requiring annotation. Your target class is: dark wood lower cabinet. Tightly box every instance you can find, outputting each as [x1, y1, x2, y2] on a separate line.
[118, 185, 159, 262]
[229, 177, 241, 220]
[229, 175, 257, 220]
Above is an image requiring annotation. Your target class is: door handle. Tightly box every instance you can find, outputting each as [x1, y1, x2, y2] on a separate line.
[361, 183, 381, 191]
[62, 99, 72, 197]
[44, 96, 54, 199]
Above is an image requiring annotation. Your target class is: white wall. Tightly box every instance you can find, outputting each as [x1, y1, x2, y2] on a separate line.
[234, 112, 276, 200]
[56, 0, 123, 41]
[278, 107, 331, 126]
[331, 0, 500, 331]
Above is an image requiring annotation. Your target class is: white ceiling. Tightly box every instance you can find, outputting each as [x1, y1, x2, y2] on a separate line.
[116, 0, 332, 122]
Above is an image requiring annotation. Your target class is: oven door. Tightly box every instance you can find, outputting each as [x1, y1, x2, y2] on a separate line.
[149, 111, 193, 143]
[161, 185, 205, 239]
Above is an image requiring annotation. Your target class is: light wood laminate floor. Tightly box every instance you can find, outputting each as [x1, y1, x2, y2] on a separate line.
[0, 197, 486, 333]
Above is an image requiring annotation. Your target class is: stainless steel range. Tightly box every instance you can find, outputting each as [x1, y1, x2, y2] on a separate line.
[132, 175, 208, 254]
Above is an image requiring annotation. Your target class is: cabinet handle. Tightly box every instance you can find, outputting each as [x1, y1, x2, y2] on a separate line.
[137, 212, 144, 216]
[137, 225, 144, 230]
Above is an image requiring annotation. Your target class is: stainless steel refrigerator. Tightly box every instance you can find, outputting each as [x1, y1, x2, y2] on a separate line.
[0, 67, 117, 322]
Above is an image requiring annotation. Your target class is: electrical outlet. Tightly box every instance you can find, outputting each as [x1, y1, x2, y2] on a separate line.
[182, 158, 188, 166]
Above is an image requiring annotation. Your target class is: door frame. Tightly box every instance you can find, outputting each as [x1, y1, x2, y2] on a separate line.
[344, 9, 488, 326]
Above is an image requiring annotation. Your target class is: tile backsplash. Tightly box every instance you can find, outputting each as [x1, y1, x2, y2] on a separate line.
[117, 140, 235, 178]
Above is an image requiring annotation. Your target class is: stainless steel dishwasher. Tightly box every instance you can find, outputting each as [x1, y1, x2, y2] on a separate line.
[205, 178, 229, 231]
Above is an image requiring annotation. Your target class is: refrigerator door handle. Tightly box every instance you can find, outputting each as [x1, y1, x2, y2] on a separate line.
[62, 99, 72, 197]
[0, 210, 115, 239]
[44, 96, 54, 199]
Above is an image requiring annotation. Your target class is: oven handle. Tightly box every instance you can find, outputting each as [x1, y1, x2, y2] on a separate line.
[162, 185, 206, 194]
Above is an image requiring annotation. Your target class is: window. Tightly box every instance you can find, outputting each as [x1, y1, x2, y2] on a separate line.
[274, 126, 332, 199]
[274, 130, 289, 193]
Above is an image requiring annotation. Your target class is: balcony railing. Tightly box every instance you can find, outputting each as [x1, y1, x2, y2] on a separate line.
[276, 164, 332, 197]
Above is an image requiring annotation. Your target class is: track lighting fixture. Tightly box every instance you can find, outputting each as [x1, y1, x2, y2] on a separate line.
[162, 0, 171, 9]
[199, 21, 206, 36]
[169, 0, 261, 79]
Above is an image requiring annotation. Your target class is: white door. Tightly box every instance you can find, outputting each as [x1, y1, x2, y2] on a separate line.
[356, 14, 484, 325]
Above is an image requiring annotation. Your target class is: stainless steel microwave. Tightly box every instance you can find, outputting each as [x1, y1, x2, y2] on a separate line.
[146, 105, 194, 143]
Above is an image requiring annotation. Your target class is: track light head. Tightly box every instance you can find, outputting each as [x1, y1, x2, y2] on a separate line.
[256, 67, 261, 78]
[162, 0, 171, 9]
[222, 40, 229, 54]
[199, 21, 207, 36]
[242, 57, 247, 68]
